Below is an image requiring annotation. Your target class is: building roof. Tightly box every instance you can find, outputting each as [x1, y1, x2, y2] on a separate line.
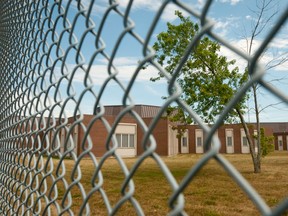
[100, 105, 288, 131]
[103, 105, 164, 118]
[260, 122, 288, 133]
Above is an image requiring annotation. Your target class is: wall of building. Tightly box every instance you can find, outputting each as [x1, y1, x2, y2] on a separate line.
[184, 124, 273, 154]
[274, 132, 288, 151]
[67, 114, 173, 157]
[64, 111, 285, 157]
[140, 117, 170, 156]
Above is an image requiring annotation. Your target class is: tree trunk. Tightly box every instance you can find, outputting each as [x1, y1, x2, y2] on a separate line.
[253, 157, 261, 173]
[252, 84, 262, 173]
[235, 107, 261, 173]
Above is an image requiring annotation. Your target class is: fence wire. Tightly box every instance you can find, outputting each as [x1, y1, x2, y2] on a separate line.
[0, 0, 288, 215]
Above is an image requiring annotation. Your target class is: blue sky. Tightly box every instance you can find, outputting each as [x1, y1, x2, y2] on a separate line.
[56, 0, 288, 122]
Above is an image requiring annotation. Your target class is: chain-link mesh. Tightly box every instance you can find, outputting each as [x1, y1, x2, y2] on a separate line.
[0, 0, 288, 215]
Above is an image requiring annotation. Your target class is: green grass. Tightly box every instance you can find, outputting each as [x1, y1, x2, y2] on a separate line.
[47, 151, 288, 215]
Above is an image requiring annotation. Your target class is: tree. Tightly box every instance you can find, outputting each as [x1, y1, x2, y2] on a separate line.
[151, 9, 280, 173]
[256, 128, 274, 157]
[152, 11, 248, 124]
[239, 0, 288, 172]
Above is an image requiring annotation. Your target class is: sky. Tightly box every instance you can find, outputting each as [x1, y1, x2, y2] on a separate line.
[54, 0, 288, 123]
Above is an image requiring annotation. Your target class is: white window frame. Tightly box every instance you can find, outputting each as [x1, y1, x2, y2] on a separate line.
[196, 137, 202, 147]
[240, 128, 250, 153]
[195, 129, 204, 153]
[225, 128, 234, 153]
[278, 135, 283, 150]
[242, 136, 248, 146]
[116, 133, 135, 148]
[115, 123, 137, 150]
[182, 137, 188, 147]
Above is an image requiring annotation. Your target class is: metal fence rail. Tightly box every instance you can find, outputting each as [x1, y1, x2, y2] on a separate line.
[0, 0, 288, 215]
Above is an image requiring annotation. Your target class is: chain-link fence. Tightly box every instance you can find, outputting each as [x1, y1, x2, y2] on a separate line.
[0, 0, 288, 215]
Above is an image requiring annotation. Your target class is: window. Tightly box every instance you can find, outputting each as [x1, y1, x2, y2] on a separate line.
[227, 136, 233, 146]
[122, 134, 129, 147]
[116, 134, 121, 147]
[242, 137, 248, 146]
[182, 137, 187, 147]
[116, 133, 135, 148]
[196, 137, 202, 147]
[279, 140, 283, 146]
[129, 134, 135, 148]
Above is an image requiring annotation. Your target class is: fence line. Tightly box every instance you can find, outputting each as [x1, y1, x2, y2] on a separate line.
[0, 0, 288, 215]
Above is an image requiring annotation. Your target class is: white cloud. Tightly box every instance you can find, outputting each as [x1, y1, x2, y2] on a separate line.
[219, 0, 242, 6]
[270, 37, 288, 50]
[117, 0, 190, 22]
[245, 15, 251, 20]
[214, 20, 233, 37]
[219, 37, 288, 73]
[219, 44, 247, 73]
[62, 57, 163, 85]
[117, 0, 161, 11]
[162, 4, 185, 22]
[62, 0, 196, 22]
[212, 16, 241, 38]
[219, 38, 261, 72]
[96, 56, 140, 66]
[62, 0, 111, 16]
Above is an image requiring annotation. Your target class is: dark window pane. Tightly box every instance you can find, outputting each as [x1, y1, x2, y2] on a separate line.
[116, 134, 121, 147]
[182, 137, 187, 147]
[122, 134, 129, 147]
[227, 137, 233, 146]
[197, 137, 202, 147]
[242, 137, 248, 146]
[129, 134, 135, 148]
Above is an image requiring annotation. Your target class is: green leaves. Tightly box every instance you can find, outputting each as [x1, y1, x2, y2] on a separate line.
[152, 11, 248, 124]
[259, 128, 274, 157]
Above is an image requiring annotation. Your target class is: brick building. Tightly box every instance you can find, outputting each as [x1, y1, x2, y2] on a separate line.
[65, 105, 178, 157]
[262, 122, 288, 151]
[61, 105, 287, 157]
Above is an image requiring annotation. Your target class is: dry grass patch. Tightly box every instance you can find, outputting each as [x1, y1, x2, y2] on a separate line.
[47, 151, 288, 215]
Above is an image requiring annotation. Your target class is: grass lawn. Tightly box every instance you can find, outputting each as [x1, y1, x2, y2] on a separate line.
[49, 151, 288, 215]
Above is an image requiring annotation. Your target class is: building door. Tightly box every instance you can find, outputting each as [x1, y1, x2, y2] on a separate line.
[195, 129, 203, 153]
[241, 129, 250, 153]
[278, 136, 283, 151]
[225, 129, 234, 153]
[181, 130, 189, 153]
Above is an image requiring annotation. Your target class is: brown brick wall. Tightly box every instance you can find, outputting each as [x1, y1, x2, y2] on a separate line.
[67, 115, 138, 157]
[274, 132, 288, 150]
[217, 127, 226, 153]
[69, 115, 170, 157]
[68, 114, 284, 156]
[140, 118, 169, 156]
[185, 124, 264, 154]
[185, 125, 196, 153]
